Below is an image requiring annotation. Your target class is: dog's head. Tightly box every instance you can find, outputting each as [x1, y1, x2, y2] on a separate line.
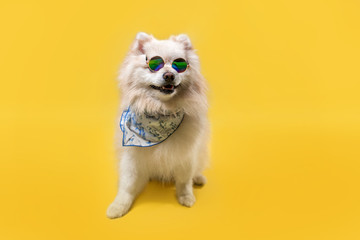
[119, 32, 206, 114]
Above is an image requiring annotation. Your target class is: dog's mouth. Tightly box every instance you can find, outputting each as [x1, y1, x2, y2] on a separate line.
[150, 84, 179, 94]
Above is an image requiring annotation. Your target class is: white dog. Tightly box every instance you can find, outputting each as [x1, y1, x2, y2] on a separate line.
[106, 32, 209, 218]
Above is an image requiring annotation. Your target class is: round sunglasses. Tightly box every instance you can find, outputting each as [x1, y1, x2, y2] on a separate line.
[146, 56, 189, 73]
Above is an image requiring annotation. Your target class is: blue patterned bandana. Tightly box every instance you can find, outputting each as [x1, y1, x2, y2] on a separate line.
[120, 107, 185, 147]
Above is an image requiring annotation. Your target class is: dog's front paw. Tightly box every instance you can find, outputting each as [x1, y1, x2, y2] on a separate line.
[106, 202, 130, 219]
[178, 194, 196, 207]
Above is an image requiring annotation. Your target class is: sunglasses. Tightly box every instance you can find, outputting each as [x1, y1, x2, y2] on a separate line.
[146, 56, 189, 73]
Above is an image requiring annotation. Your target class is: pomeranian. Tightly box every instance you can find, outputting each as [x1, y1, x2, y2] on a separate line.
[106, 32, 209, 218]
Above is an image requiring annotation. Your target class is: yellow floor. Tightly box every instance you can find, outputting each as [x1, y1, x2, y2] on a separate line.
[1, 1, 360, 239]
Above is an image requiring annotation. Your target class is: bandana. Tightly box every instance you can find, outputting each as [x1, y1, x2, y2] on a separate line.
[120, 107, 185, 147]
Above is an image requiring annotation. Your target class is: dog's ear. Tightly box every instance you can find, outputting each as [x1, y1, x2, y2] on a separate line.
[132, 32, 152, 54]
[171, 34, 193, 50]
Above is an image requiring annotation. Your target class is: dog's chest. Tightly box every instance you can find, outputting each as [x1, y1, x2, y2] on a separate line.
[137, 116, 202, 178]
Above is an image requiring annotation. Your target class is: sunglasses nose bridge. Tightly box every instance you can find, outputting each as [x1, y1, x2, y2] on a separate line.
[162, 63, 174, 72]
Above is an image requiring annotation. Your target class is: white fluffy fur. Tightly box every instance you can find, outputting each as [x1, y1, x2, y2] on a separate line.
[107, 32, 209, 218]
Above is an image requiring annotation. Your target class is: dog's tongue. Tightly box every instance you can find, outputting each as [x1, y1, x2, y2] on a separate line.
[162, 85, 174, 90]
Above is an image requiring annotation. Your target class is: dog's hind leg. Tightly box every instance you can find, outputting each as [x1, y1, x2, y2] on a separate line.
[193, 174, 207, 186]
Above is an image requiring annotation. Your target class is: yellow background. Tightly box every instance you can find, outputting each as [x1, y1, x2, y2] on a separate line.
[1, 0, 360, 239]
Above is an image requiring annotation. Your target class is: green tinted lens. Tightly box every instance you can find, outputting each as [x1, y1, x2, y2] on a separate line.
[172, 58, 188, 73]
[148, 56, 164, 71]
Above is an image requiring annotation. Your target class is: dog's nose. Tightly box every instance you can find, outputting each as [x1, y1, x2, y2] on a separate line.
[163, 72, 175, 82]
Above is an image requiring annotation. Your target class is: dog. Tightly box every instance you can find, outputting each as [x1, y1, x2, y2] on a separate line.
[106, 32, 209, 218]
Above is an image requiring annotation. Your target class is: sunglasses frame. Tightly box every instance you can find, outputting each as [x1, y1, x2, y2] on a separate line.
[146, 56, 190, 73]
